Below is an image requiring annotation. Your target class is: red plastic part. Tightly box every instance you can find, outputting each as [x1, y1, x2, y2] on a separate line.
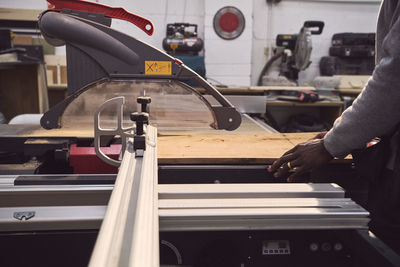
[70, 144, 122, 174]
[47, 0, 154, 36]
[174, 58, 183, 65]
[219, 12, 239, 33]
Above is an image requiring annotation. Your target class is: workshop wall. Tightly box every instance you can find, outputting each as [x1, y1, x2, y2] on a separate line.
[100, 0, 253, 86]
[0, 0, 381, 86]
[252, 0, 380, 85]
[97, 0, 205, 56]
[204, 0, 253, 86]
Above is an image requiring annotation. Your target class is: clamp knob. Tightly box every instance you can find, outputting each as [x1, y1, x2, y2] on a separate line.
[130, 112, 149, 135]
[137, 96, 151, 113]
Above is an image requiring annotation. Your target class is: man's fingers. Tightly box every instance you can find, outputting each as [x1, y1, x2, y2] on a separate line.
[287, 172, 297, 183]
[267, 138, 332, 181]
[287, 166, 306, 182]
[289, 158, 302, 168]
[268, 146, 298, 173]
[274, 162, 290, 178]
[273, 156, 302, 178]
[269, 153, 297, 173]
[282, 146, 298, 157]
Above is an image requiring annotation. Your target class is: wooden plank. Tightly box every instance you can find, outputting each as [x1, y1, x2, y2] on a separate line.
[158, 133, 305, 164]
[0, 125, 351, 164]
[158, 132, 351, 164]
[282, 132, 315, 145]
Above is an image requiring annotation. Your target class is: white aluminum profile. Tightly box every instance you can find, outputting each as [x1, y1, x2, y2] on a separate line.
[0, 205, 105, 231]
[89, 126, 159, 267]
[158, 183, 345, 199]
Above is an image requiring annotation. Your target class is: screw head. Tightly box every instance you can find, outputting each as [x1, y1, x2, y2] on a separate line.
[137, 96, 151, 104]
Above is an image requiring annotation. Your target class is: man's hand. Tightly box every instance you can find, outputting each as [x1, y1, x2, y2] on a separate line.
[268, 138, 333, 182]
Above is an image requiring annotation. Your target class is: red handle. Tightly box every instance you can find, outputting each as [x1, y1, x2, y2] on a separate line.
[47, 0, 154, 36]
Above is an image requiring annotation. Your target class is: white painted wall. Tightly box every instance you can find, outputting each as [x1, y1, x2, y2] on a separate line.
[204, 0, 253, 86]
[1, 0, 381, 86]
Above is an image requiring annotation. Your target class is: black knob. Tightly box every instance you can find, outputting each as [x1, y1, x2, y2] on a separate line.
[137, 96, 151, 112]
[130, 112, 149, 135]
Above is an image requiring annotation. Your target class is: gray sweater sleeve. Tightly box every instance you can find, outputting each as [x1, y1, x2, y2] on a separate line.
[324, 4, 400, 158]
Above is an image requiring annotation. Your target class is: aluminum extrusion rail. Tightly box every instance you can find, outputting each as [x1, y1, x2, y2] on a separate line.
[89, 126, 159, 267]
[158, 183, 345, 199]
[158, 184, 370, 231]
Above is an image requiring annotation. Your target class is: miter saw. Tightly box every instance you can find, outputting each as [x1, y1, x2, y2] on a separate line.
[258, 21, 324, 85]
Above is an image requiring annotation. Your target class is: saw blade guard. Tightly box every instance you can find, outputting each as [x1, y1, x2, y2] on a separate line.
[54, 79, 219, 135]
[38, 7, 242, 132]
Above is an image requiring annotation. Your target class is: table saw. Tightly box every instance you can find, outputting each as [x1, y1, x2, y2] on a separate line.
[0, 1, 398, 267]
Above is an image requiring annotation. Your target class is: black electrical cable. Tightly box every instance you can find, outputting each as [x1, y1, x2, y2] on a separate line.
[256, 53, 282, 86]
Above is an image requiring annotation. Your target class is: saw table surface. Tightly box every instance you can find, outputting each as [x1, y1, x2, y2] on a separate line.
[0, 124, 350, 165]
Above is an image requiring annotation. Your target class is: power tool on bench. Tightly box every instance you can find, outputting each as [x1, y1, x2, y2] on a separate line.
[258, 20, 325, 85]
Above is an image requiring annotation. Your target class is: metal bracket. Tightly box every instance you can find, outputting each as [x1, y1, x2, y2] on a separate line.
[130, 111, 148, 157]
[13, 211, 35, 221]
[94, 97, 134, 167]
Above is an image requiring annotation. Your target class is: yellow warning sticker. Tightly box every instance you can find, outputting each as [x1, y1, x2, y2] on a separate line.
[145, 61, 172, 75]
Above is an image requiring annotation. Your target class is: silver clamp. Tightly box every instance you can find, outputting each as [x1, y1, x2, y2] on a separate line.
[94, 97, 134, 167]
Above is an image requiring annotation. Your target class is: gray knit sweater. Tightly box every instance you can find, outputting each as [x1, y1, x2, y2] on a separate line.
[324, 0, 400, 159]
